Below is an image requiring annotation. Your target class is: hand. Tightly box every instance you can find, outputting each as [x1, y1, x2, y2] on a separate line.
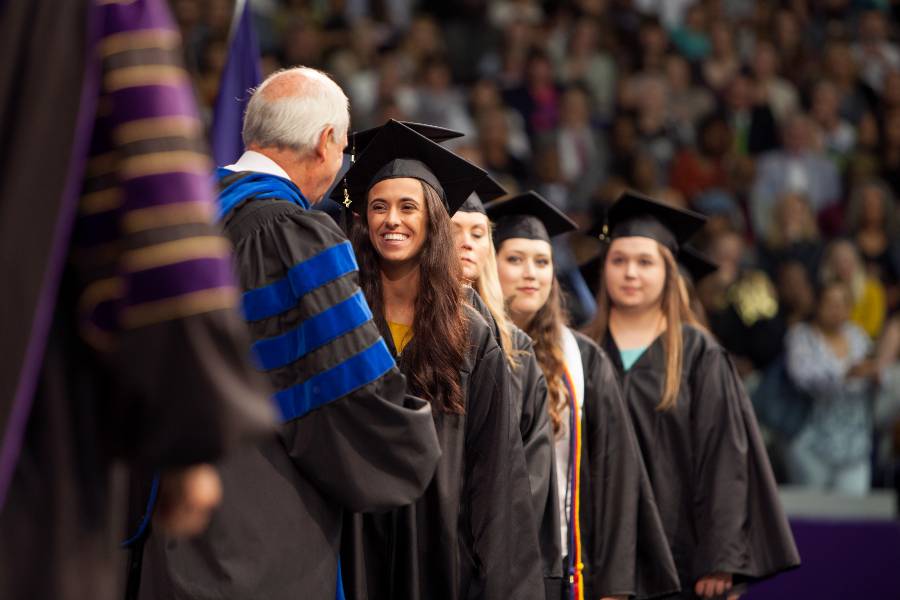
[695, 572, 733, 598]
[154, 464, 222, 537]
[847, 359, 878, 380]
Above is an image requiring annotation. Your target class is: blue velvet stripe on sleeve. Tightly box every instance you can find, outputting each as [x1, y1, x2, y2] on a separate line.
[274, 339, 395, 422]
[242, 241, 358, 322]
[251, 290, 373, 370]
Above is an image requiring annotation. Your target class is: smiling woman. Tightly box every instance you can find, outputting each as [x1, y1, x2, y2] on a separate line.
[366, 177, 430, 268]
[338, 120, 545, 600]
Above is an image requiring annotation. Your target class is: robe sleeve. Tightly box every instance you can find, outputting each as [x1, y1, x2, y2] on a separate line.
[228, 203, 441, 513]
[690, 345, 799, 584]
[513, 330, 564, 590]
[74, 0, 278, 468]
[579, 339, 680, 600]
[463, 329, 544, 600]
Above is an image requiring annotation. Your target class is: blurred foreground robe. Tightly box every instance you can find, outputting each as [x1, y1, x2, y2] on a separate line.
[602, 325, 801, 598]
[0, 2, 275, 600]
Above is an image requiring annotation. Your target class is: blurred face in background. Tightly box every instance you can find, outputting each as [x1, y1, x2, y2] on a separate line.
[752, 41, 779, 80]
[775, 9, 800, 51]
[470, 79, 503, 114]
[725, 74, 752, 111]
[776, 192, 817, 241]
[604, 237, 666, 312]
[782, 115, 814, 153]
[860, 184, 887, 228]
[824, 42, 856, 83]
[827, 241, 861, 283]
[699, 117, 732, 157]
[812, 81, 841, 126]
[497, 238, 555, 322]
[816, 283, 852, 332]
[710, 20, 734, 58]
[709, 230, 744, 286]
[451, 210, 492, 283]
[665, 55, 692, 92]
[777, 261, 815, 319]
[478, 110, 511, 150]
[560, 87, 591, 127]
[569, 18, 598, 56]
[856, 112, 880, 148]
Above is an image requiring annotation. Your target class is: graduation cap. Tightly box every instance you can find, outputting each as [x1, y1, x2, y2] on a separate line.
[598, 190, 706, 253]
[484, 190, 577, 246]
[344, 121, 464, 156]
[457, 174, 508, 214]
[679, 245, 718, 282]
[331, 120, 488, 216]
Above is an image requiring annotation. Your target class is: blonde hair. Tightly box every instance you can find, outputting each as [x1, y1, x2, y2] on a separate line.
[584, 242, 703, 411]
[820, 239, 866, 303]
[766, 192, 820, 249]
[474, 235, 520, 369]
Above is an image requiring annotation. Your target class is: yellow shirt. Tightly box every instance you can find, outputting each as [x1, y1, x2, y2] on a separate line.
[388, 321, 413, 355]
[851, 277, 886, 340]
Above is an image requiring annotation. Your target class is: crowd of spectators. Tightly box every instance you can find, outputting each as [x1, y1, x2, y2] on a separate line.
[171, 0, 900, 494]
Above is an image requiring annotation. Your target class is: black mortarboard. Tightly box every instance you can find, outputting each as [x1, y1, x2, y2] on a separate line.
[484, 190, 577, 246]
[679, 245, 718, 282]
[457, 174, 508, 215]
[331, 120, 488, 216]
[344, 121, 464, 156]
[599, 191, 706, 253]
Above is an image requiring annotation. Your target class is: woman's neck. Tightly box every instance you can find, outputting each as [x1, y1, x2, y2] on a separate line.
[381, 260, 420, 325]
[510, 309, 535, 332]
[609, 304, 666, 349]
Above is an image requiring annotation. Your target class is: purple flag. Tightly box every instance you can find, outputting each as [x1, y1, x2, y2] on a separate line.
[210, 0, 261, 166]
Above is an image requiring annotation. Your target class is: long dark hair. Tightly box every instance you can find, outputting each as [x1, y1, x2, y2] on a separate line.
[520, 277, 569, 434]
[351, 181, 468, 414]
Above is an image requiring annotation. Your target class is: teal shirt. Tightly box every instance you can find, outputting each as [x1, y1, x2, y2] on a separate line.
[619, 347, 647, 371]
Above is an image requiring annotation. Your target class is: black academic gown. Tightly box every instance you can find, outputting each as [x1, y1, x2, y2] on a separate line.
[572, 332, 680, 600]
[602, 325, 800, 598]
[509, 326, 564, 599]
[342, 306, 545, 600]
[140, 198, 442, 600]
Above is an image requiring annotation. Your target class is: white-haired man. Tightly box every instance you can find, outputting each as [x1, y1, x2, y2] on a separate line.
[139, 67, 442, 600]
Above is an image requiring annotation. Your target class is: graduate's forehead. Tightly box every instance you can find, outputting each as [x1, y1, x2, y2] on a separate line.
[451, 210, 489, 229]
[608, 237, 661, 257]
[499, 237, 552, 257]
[367, 177, 425, 202]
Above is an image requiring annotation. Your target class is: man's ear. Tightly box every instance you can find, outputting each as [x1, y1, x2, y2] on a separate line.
[315, 126, 335, 162]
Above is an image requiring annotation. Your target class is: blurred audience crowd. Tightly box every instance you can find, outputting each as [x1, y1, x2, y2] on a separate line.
[171, 0, 900, 494]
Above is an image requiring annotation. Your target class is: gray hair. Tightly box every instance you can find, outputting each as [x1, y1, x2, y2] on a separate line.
[242, 66, 350, 155]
